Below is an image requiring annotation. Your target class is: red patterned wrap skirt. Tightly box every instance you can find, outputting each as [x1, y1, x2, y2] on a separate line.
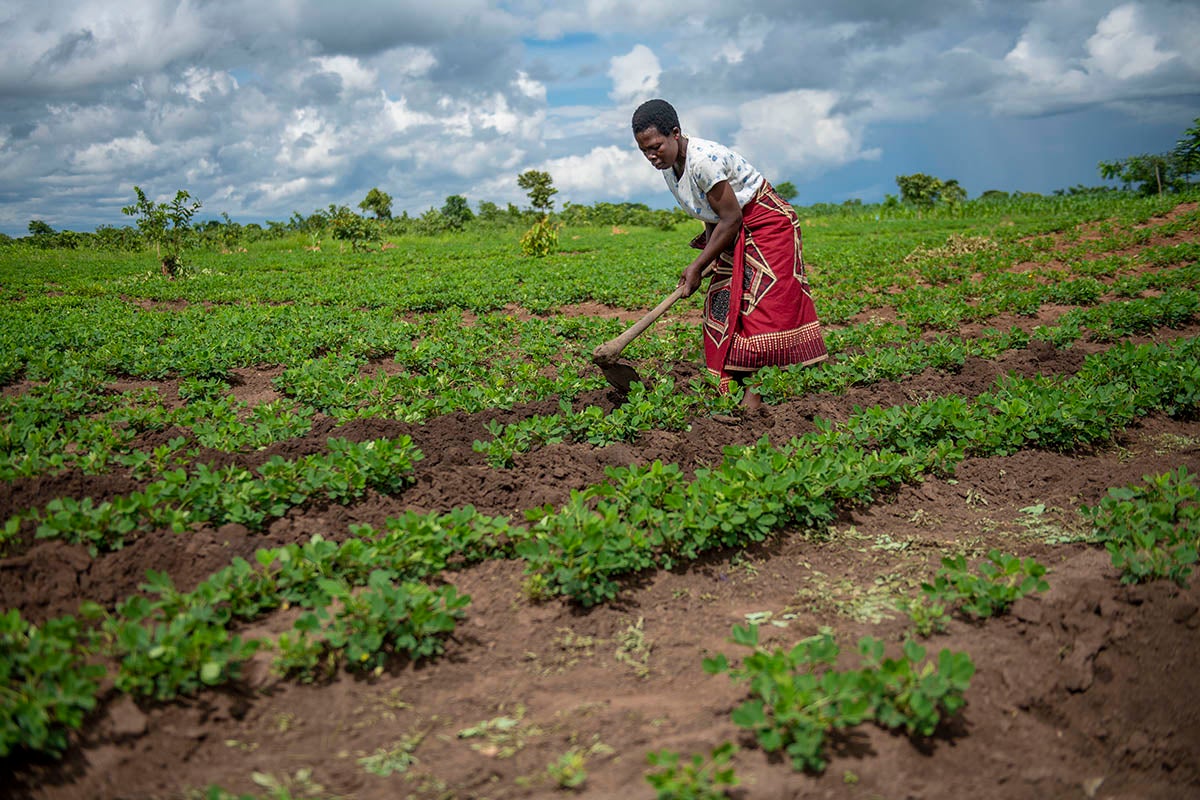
[697, 182, 827, 392]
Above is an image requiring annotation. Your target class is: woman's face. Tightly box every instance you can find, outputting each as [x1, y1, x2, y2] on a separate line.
[635, 126, 681, 171]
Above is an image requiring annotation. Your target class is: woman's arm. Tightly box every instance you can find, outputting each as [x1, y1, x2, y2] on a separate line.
[679, 180, 742, 297]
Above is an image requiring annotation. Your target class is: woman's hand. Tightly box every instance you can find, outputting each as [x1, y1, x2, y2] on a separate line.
[679, 263, 704, 297]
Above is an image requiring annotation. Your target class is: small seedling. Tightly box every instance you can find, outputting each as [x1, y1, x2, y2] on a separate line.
[645, 741, 740, 799]
[546, 748, 588, 789]
[357, 732, 423, 777]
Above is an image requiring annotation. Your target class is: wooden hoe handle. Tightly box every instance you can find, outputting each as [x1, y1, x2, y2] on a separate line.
[592, 264, 713, 365]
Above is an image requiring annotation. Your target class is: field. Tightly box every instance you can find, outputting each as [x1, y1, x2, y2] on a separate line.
[2, 194, 1199, 799]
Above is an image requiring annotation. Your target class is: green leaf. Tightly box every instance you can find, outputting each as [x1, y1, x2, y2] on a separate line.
[200, 661, 223, 685]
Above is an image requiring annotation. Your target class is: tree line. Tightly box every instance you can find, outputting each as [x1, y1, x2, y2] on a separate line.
[8, 115, 1197, 256]
[893, 115, 1200, 210]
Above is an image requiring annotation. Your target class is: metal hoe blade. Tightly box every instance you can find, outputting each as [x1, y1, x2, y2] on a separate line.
[593, 355, 644, 395]
[590, 264, 713, 394]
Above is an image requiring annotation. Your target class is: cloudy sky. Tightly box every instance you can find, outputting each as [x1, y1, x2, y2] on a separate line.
[1, 0, 1198, 236]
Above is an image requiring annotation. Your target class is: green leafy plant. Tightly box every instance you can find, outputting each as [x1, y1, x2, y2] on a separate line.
[645, 741, 739, 799]
[0, 610, 104, 757]
[900, 593, 950, 637]
[329, 207, 381, 252]
[1085, 466, 1199, 585]
[703, 625, 974, 772]
[275, 573, 470, 676]
[518, 169, 559, 257]
[121, 186, 202, 277]
[919, 549, 1049, 620]
[520, 215, 560, 257]
[546, 747, 589, 789]
[93, 596, 262, 701]
[857, 638, 974, 736]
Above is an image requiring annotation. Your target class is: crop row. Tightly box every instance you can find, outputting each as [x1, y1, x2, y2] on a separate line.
[4, 334, 1196, 762]
[4, 249, 1192, 392]
[2, 203, 1194, 394]
[514, 335, 1199, 604]
[4, 437, 421, 554]
[2, 502, 512, 757]
[1, 382, 314, 481]
[476, 290, 1198, 462]
[4, 287, 1195, 490]
[4, 195, 1192, 317]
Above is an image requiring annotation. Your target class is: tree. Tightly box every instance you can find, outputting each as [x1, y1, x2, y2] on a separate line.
[1099, 154, 1176, 196]
[329, 206, 381, 251]
[440, 195, 474, 230]
[121, 186, 202, 277]
[516, 170, 559, 257]
[359, 187, 393, 220]
[477, 200, 503, 223]
[1097, 116, 1200, 195]
[517, 170, 557, 213]
[27, 220, 54, 237]
[895, 173, 947, 208]
[940, 179, 967, 206]
[1172, 117, 1200, 184]
[775, 181, 798, 201]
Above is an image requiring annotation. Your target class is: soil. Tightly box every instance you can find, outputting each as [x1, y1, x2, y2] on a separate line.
[2, 208, 1199, 799]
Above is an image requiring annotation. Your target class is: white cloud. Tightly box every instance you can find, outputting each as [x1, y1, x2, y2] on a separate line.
[1003, 34, 1088, 92]
[529, 0, 703, 39]
[173, 66, 239, 103]
[1086, 4, 1175, 80]
[471, 144, 660, 207]
[248, 175, 334, 206]
[608, 45, 660, 103]
[1, 0, 1198, 234]
[514, 71, 546, 102]
[0, 0, 216, 93]
[277, 108, 345, 173]
[731, 90, 878, 180]
[381, 94, 436, 133]
[543, 144, 663, 198]
[69, 130, 157, 173]
[310, 56, 378, 94]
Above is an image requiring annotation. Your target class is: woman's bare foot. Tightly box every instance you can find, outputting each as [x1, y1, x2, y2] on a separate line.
[740, 389, 764, 410]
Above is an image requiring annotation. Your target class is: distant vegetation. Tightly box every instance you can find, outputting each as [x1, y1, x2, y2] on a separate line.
[5, 116, 1197, 257]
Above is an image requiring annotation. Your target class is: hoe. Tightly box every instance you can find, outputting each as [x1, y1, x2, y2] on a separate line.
[592, 264, 713, 394]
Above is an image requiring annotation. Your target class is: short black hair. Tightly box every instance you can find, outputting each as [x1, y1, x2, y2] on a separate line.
[631, 99, 680, 137]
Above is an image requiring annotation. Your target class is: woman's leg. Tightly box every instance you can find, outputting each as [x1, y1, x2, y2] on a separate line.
[731, 372, 763, 409]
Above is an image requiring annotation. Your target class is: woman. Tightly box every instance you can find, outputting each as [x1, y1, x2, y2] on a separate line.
[631, 98, 827, 410]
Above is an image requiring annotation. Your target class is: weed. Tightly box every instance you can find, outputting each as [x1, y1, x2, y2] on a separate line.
[252, 769, 330, 799]
[546, 747, 589, 789]
[615, 617, 652, 678]
[358, 732, 423, 776]
[645, 741, 739, 799]
[458, 705, 543, 758]
[1015, 503, 1092, 545]
[1146, 432, 1200, 455]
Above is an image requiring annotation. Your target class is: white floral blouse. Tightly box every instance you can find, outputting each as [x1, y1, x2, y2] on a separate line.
[663, 136, 765, 223]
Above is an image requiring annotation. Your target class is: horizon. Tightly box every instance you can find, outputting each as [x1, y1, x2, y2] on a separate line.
[1, 1, 1198, 238]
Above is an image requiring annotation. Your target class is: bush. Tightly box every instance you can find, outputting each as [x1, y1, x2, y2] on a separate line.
[520, 215, 559, 257]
